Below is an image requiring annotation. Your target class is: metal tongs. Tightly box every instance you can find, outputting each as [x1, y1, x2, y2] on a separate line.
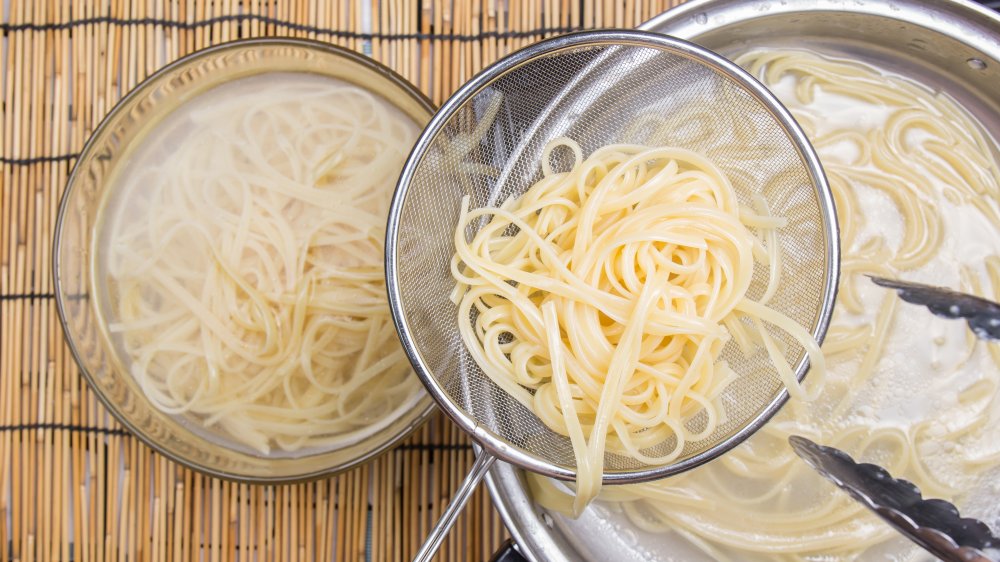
[790, 276, 1000, 562]
[868, 276, 1000, 341]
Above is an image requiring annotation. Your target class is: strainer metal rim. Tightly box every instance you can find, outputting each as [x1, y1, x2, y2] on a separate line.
[386, 29, 840, 484]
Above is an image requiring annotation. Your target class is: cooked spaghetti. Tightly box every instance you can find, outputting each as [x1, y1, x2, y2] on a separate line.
[533, 50, 1000, 560]
[451, 139, 825, 513]
[101, 74, 423, 454]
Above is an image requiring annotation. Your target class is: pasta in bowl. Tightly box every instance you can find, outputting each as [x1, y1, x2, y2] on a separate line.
[54, 39, 435, 481]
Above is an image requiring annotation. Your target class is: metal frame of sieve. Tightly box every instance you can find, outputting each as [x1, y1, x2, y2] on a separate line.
[386, 29, 839, 562]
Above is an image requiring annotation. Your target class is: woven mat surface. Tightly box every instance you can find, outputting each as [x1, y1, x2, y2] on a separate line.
[1, 1, 686, 560]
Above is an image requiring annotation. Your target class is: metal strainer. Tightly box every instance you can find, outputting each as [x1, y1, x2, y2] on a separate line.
[386, 30, 839, 561]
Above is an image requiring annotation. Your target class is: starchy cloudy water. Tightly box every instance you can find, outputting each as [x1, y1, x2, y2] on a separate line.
[533, 49, 1000, 561]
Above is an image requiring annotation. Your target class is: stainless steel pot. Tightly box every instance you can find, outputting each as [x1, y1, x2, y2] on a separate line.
[485, 1, 1000, 560]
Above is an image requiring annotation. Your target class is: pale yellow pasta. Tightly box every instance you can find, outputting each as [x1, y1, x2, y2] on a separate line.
[103, 74, 423, 454]
[451, 139, 825, 514]
[532, 50, 1000, 561]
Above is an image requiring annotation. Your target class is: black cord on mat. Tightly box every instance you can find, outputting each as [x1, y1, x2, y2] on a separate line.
[0, 428, 464, 517]
[0, 292, 56, 301]
[0, 423, 131, 436]
[0, 153, 78, 165]
[396, 443, 475, 452]
[0, 15, 580, 41]
[0, 424, 475, 452]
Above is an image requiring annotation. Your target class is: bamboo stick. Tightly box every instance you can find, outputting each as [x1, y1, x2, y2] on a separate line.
[393, 446, 401, 561]
[458, 0, 468, 88]
[1, 290, 10, 562]
[38, 6, 59, 556]
[1, 299, 13, 562]
[11, 2, 34, 560]
[407, 0, 417, 85]
[324, 479, 336, 562]
[448, 417, 461, 561]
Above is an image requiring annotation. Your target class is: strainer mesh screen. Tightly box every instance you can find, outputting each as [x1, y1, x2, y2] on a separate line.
[393, 41, 830, 477]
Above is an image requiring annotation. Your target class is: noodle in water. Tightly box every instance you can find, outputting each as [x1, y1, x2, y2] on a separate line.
[102, 74, 423, 454]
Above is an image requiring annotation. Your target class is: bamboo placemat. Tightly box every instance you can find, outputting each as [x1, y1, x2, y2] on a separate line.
[0, 1, 683, 560]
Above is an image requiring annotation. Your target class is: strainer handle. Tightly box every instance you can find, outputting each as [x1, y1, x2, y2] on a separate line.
[413, 451, 497, 562]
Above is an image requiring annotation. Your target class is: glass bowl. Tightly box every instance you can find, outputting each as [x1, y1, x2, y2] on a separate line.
[53, 38, 436, 483]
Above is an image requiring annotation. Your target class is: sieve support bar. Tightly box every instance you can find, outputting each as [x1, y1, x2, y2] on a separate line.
[413, 451, 498, 562]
